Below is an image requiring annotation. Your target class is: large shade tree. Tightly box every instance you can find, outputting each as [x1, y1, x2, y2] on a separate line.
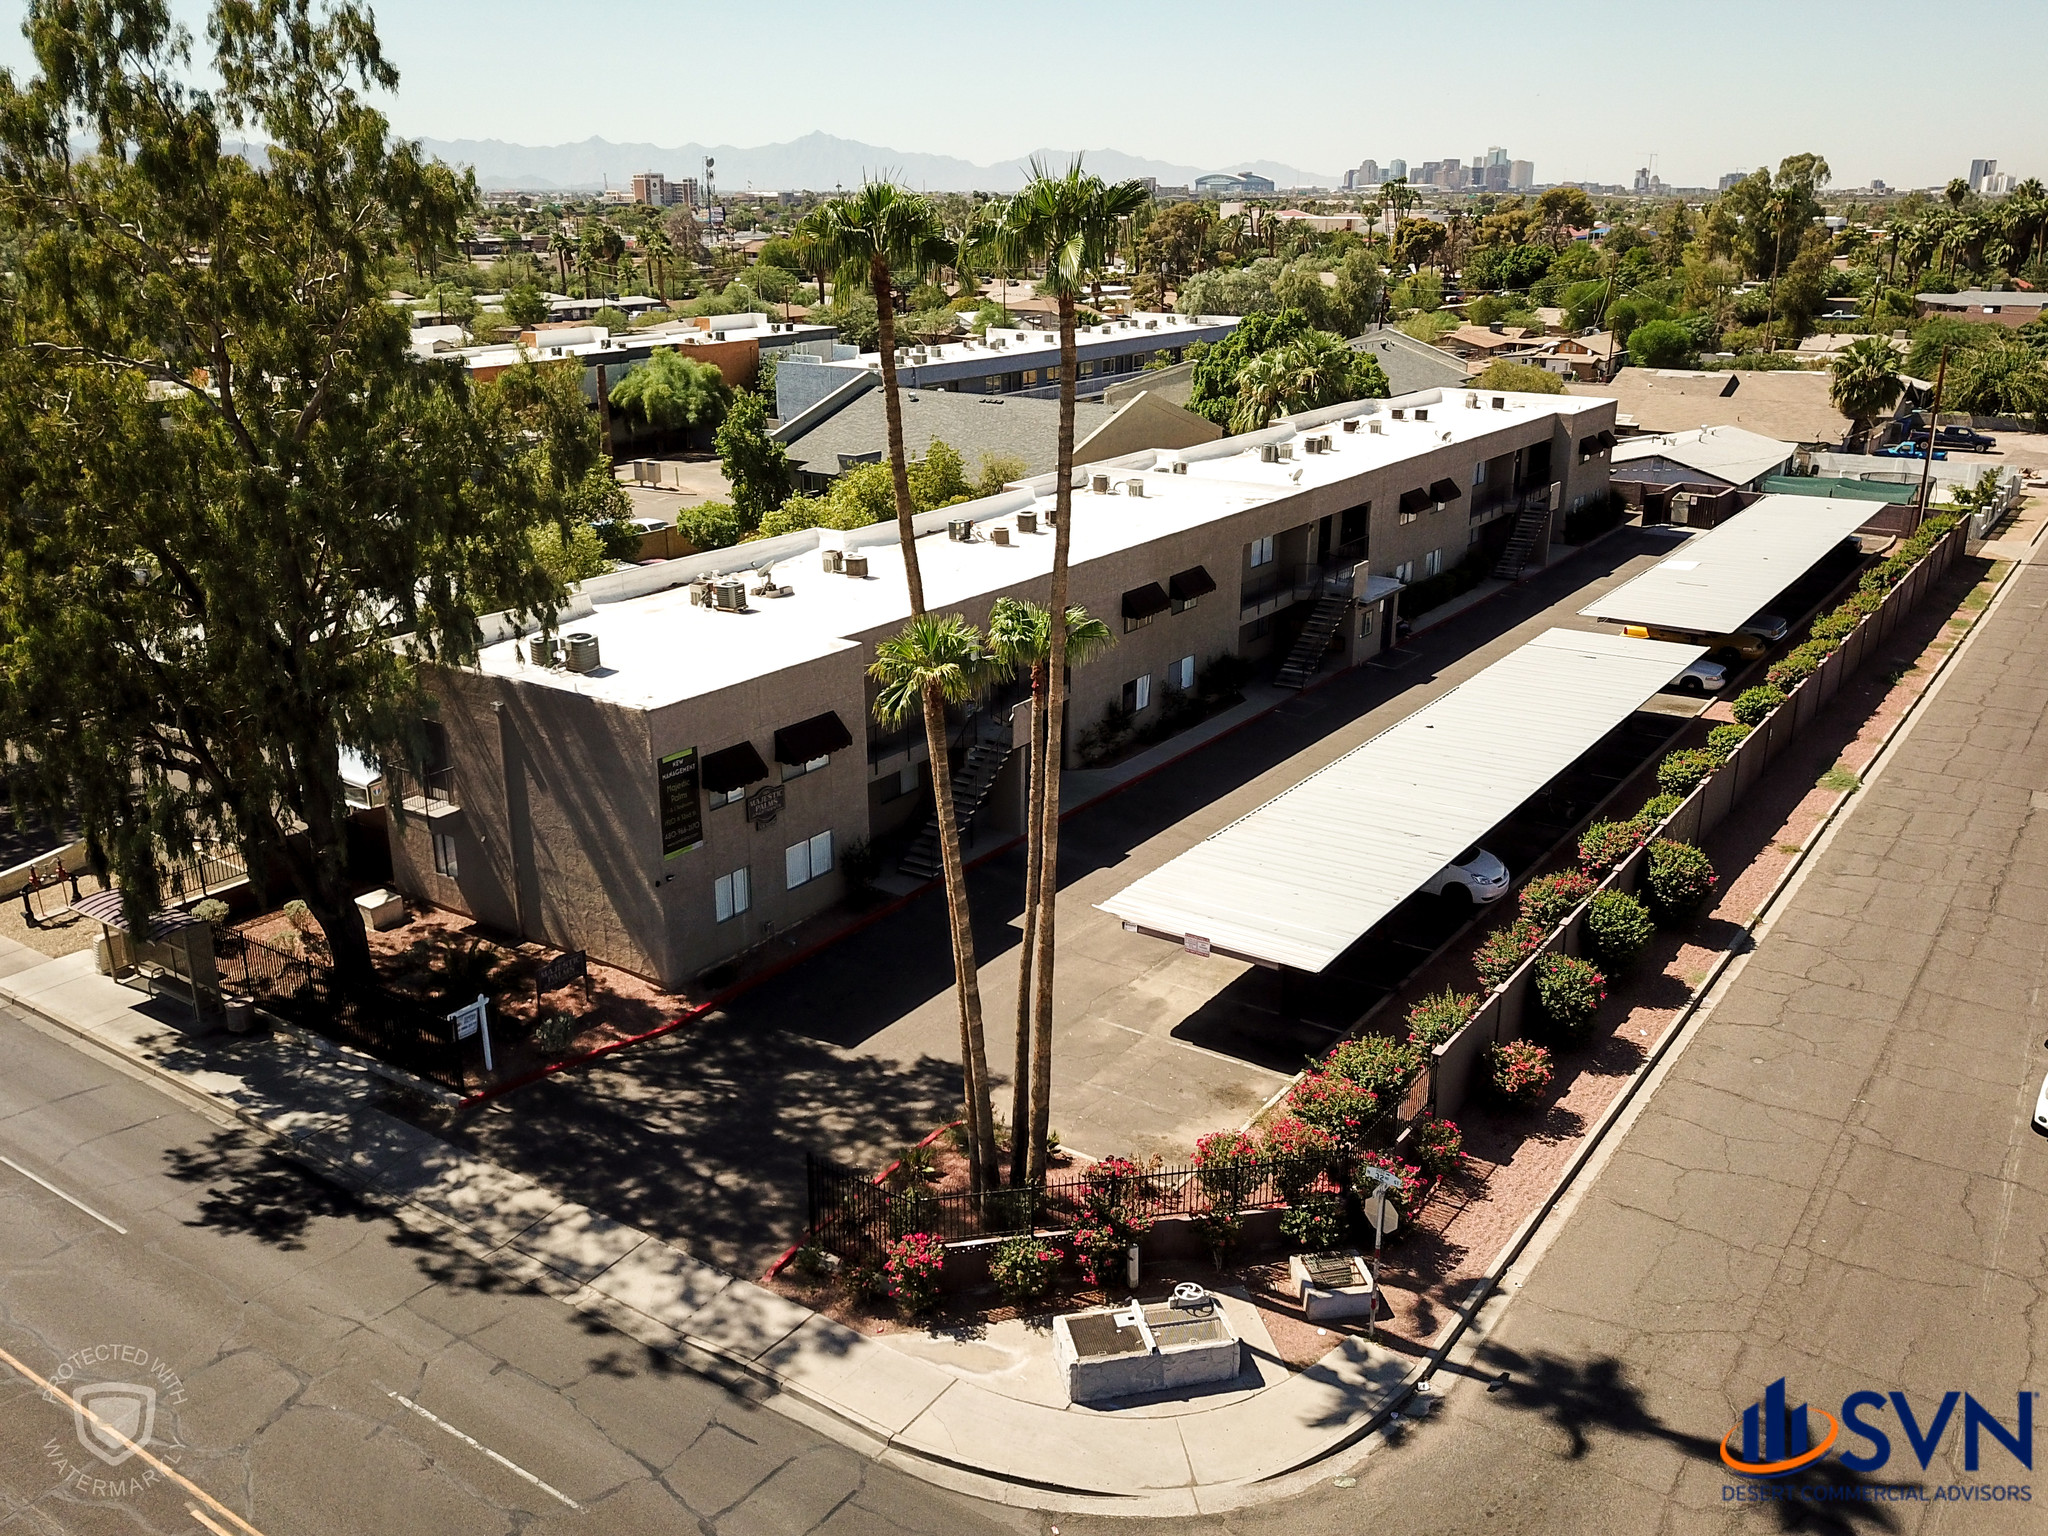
[0, 0, 573, 983]
[977, 158, 1151, 1185]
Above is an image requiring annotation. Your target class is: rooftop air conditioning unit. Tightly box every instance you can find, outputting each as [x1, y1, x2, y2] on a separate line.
[990, 526, 1011, 546]
[1304, 437, 1323, 454]
[1171, 460, 1188, 474]
[563, 632, 601, 672]
[690, 579, 716, 607]
[842, 552, 869, 577]
[1369, 420, 1385, 434]
[712, 579, 748, 612]
[525, 635, 563, 668]
[1091, 473, 1112, 493]
[912, 347, 927, 362]
[711, 330, 726, 341]
[1145, 320, 1157, 330]
[1467, 392, 1480, 408]
[1125, 478, 1145, 497]
[1342, 419, 1360, 433]
[1016, 510, 1038, 533]
[820, 548, 844, 572]
[1278, 443, 1293, 459]
[1259, 444, 1280, 463]
[1492, 396, 1506, 409]
[1415, 408, 1429, 421]
[1391, 408, 1406, 420]
[948, 518, 975, 541]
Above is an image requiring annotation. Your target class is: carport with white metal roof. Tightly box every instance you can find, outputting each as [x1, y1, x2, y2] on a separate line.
[1577, 494, 1875, 635]
[1098, 628, 1705, 974]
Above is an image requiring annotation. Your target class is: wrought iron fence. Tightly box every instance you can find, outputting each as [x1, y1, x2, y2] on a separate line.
[161, 847, 248, 902]
[216, 931, 466, 1089]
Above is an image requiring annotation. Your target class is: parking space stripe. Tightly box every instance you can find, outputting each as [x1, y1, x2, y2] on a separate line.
[0, 1154, 126, 1233]
[383, 1390, 581, 1510]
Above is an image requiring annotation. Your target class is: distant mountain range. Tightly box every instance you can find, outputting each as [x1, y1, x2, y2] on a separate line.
[409, 131, 1342, 194]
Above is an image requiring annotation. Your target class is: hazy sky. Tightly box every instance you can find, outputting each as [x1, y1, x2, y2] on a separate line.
[3, 0, 2040, 188]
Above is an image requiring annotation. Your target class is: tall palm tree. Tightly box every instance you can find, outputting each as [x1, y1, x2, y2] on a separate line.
[790, 204, 834, 306]
[986, 599, 1113, 1187]
[642, 226, 675, 302]
[807, 183, 955, 613]
[810, 185, 1003, 1185]
[977, 158, 1151, 1185]
[1829, 337, 1904, 450]
[869, 615, 1001, 1192]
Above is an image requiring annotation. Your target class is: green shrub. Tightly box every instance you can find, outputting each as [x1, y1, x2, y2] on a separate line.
[533, 1009, 578, 1052]
[192, 898, 230, 927]
[1473, 919, 1546, 988]
[1787, 638, 1836, 668]
[1412, 1117, 1466, 1179]
[1656, 749, 1719, 797]
[989, 1233, 1063, 1308]
[1487, 1039, 1553, 1105]
[1192, 1129, 1260, 1202]
[1586, 891, 1656, 968]
[1636, 793, 1682, 828]
[1261, 1118, 1339, 1203]
[1322, 1034, 1427, 1099]
[1579, 818, 1648, 872]
[1731, 685, 1786, 726]
[1192, 1203, 1246, 1268]
[1519, 868, 1598, 929]
[1837, 587, 1882, 619]
[282, 898, 313, 930]
[1705, 723, 1752, 762]
[1279, 1194, 1347, 1250]
[1646, 839, 1717, 919]
[1285, 1070, 1381, 1147]
[883, 1232, 946, 1315]
[1809, 610, 1859, 644]
[1357, 1149, 1429, 1217]
[1766, 650, 1819, 690]
[1405, 989, 1478, 1048]
[1533, 953, 1607, 1044]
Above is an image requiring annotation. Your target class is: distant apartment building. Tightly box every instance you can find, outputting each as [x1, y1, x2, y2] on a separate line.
[1387, 159, 1408, 180]
[1969, 158, 1996, 187]
[1719, 171, 1746, 192]
[631, 171, 677, 206]
[387, 388, 1618, 989]
[1510, 160, 1535, 191]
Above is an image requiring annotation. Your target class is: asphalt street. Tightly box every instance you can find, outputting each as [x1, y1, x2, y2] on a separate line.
[0, 1006, 1026, 1536]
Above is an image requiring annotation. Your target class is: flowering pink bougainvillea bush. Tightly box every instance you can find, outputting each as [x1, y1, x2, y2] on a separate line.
[884, 1232, 946, 1315]
[1488, 1039, 1554, 1105]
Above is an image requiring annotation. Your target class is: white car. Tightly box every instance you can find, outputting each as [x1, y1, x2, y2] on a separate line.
[1424, 845, 1510, 905]
[1670, 659, 1728, 695]
[2034, 1067, 2048, 1134]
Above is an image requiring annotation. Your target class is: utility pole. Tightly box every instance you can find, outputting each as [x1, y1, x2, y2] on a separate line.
[1913, 347, 1948, 532]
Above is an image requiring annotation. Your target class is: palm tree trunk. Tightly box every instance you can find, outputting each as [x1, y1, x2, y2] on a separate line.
[1007, 662, 1048, 1187]
[874, 254, 926, 615]
[1025, 294, 1081, 1186]
[924, 681, 997, 1192]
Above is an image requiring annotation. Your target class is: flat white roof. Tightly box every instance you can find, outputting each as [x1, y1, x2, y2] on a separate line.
[472, 390, 1612, 710]
[1097, 628, 1705, 972]
[1578, 494, 1875, 633]
[840, 313, 1238, 372]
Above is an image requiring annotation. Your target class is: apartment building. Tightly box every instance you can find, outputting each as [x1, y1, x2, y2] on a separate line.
[387, 388, 1617, 988]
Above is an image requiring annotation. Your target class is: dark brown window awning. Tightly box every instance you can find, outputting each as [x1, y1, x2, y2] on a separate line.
[1122, 582, 1171, 621]
[1595, 430, 1617, 450]
[1168, 566, 1217, 601]
[1429, 477, 1463, 503]
[701, 741, 770, 793]
[773, 711, 853, 765]
[1397, 487, 1433, 516]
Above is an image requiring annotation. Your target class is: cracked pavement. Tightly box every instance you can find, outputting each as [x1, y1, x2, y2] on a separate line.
[0, 1006, 1028, 1535]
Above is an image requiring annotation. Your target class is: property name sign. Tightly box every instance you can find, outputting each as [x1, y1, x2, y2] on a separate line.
[658, 747, 704, 859]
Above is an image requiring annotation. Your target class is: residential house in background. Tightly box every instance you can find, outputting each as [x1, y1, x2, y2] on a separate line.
[1913, 289, 2048, 330]
[1569, 368, 1864, 449]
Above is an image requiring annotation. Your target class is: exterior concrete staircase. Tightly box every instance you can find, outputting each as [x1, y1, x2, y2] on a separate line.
[1491, 502, 1552, 582]
[897, 742, 1013, 879]
[1275, 596, 1352, 690]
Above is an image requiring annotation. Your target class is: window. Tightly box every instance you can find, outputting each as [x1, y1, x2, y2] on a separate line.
[786, 830, 833, 890]
[1393, 560, 1415, 583]
[711, 785, 746, 808]
[984, 375, 1002, 392]
[431, 829, 459, 879]
[781, 753, 830, 782]
[1021, 369, 1039, 385]
[1249, 535, 1275, 569]
[1358, 604, 1377, 638]
[1473, 459, 1487, 485]
[1122, 674, 1153, 713]
[714, 866, 751, 922]
[1167, 655, 1196, 692]
[1243, 614, 1274, 641]
[1046, 366, 1062, 381]
[1078, 361, 1096, 377]
[1424, 548, 1443, 577]
[880, 763, 920, 803]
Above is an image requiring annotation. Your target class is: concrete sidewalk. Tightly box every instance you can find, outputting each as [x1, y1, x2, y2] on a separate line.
[0, 936, 1420, 1516]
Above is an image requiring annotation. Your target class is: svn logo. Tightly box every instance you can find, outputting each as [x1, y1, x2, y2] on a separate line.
[1722, 1379, 2036, 1478]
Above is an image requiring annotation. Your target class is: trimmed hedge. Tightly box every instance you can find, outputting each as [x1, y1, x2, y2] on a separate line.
[1580, 818, 1649, 872]
[1657, 748, 1719, 797]
[1646, 838, 1717, 919]
[1766, 650, 1819, 690]
[1474, 919, 1546, 988]
[1587, 890, 1656, 968]
[1488, 1039, 1554, 1105]
[1705, 723, 1752, 761]
[1412, 1117, 1466, 1178]
[1731, 685, 1785, 726]
[1406, 989, 1478, 1048]
[1636, 792, 1683, 827]
[1518, 868, 1598, 928]
[1322, 1034, 1427, 1099]
[1533, 952, 1607, 1044]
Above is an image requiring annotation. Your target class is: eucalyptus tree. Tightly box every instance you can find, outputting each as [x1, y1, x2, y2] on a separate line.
[977, 159, 1152, 1183]
[0, 0, 574, 982]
